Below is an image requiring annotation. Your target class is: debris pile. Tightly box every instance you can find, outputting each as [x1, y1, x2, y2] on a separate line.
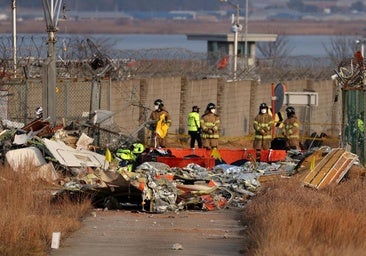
[1, 114, 364, 213]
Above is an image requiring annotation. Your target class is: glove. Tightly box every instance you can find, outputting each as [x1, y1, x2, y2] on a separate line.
[207, 128, 214, 135]
[197, 128, 203, 134]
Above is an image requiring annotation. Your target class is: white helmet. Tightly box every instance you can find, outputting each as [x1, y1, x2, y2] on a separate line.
[35, 107, 43, 116]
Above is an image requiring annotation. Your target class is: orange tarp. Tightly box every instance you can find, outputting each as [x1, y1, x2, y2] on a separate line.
[167, 148, 257, 165]
[166, 148, 286, 165]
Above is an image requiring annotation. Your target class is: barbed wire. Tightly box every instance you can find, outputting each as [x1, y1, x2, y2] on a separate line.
[0, 35, 337, 82]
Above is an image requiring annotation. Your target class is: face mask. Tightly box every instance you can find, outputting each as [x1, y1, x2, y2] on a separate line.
[261, 109, 267, 114]
[154, 105, 159, 110]
[211, 109, 216, 114]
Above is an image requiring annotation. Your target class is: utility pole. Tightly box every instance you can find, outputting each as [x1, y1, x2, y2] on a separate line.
[219, 0, 241, 81]
[11, 0, 16, 76]
[244, 0, 248, 67]
[42, 0, 63, 124]
[233, 3, 240, 80]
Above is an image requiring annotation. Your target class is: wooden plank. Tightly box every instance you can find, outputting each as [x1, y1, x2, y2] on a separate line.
[302, 148, 358, 189]
[309, 149, 345, 187]
[317, 152, 357, 189]
[335, 152, 358, 183]
[302, 148, 343, 186]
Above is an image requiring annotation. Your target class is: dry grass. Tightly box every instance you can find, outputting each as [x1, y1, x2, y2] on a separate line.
[0, 163, 92, 256]
[242, 175, 366, 255]
[0, 139, 359, 255]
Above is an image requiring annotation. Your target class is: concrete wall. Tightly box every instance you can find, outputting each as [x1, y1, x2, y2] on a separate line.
[103, 78, 340, 138]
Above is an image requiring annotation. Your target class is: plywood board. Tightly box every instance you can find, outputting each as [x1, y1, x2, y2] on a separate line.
[302, 149, 342, 185]
[303, 148, 358, 189]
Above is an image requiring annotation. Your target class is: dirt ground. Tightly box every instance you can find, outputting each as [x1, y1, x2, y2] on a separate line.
[49, 208, 246, 256]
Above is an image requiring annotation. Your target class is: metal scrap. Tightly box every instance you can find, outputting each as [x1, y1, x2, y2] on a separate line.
[0, 114, 364, 213]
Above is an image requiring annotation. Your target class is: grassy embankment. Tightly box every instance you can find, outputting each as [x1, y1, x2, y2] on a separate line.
[0, 163, 92, 256]
[242, 174, 366, 255]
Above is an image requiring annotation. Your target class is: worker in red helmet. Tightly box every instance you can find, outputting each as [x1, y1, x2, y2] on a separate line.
[149, 99, 171, 148]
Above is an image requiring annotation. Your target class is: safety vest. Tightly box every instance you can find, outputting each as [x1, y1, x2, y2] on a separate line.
[358, 119, 364, 133]
[187, 112, 200, 131]
[116, 149, 136, 161]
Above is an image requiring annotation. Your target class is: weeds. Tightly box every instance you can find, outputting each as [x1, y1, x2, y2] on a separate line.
[0, 163, 92, 256]
[242, 176, 366, 255]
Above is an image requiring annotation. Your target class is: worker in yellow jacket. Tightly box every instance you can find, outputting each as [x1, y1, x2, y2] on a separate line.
[187, 105, 203, 149]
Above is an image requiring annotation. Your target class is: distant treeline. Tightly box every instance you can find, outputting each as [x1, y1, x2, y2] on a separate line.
[4, 0, 222, 12]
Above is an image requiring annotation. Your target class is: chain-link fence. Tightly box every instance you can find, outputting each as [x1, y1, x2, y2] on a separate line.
[0, 78, 91, 123]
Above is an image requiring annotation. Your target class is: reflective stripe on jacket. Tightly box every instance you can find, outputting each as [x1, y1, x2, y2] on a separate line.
[282, 116, 300, 139]
[201, 112, 220, 139]
[253, 113, 273, 140]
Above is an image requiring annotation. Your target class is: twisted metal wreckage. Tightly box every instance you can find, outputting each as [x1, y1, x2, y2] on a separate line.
[0, 107, 363, 213]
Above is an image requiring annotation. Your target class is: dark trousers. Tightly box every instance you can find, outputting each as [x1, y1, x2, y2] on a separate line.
[188, 131, 202, 148]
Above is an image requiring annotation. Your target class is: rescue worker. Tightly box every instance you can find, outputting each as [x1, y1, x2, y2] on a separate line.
[149, 99, 171, 148]
[253, 103, 273, 150]
[357, 112, 364, 133]
[116, 143, 145, 171]
[200, 103, 220, 149]
[282, 106, 301, 150]
[357, 112, 364, 146]
[187, 105, 203, 149]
